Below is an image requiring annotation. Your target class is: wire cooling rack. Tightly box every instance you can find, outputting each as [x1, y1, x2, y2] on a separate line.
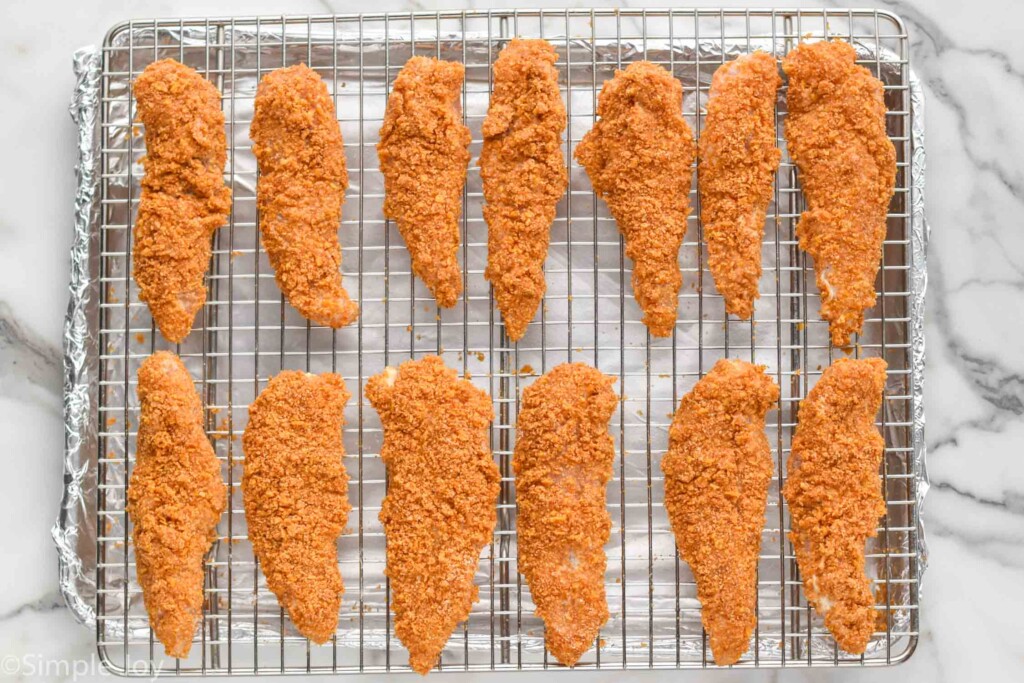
[93, 8, 921, 675]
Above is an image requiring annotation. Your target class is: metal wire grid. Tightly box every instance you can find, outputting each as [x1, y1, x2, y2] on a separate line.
[93, 8, 918, 675]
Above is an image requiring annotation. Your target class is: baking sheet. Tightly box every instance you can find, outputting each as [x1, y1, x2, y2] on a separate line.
[56, 9, 928, 674]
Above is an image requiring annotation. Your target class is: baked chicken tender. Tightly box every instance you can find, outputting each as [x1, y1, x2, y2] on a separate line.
[378, 57, 471, 308]
[366, 356, 499, 675]
[251, 64, 359, 328]
[698, 52, 781, 320]
[575, 61, 696, 337]
[513, 363, 616, 666]
[783, 357, 887, 654]
[242, 371, 352, 644]
[662, 359, 779, 666]
[481, 39, 568, 341]
[783, 41, 897, 347]
[128, 351, 226, 658]
[133, 59, 231, 343]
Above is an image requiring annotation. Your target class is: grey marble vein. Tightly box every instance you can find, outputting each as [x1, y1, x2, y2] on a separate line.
[0, 591, 65, 623]
[0, 300, 62, 407]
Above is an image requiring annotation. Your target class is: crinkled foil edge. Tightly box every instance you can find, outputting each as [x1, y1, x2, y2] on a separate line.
[54, 45, 101, 627]
[908, 69, 929, 591]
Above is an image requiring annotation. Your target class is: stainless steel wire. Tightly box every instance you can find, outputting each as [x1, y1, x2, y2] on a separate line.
[93, 8, 919, 675]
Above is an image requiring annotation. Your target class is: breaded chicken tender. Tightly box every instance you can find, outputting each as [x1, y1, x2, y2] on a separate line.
[242, 371, 352, 644]
[662, 359, 779, 666]
[251, 64, 359, 328]
[481, 39, 568, 341]
[513, 363, 616, 666]
[698, 52, 781, 319]
[783, 357, 887, 654]
[366, 356, 499, 674]
[133, 60, 231, 343]
[378, 57, 471, 308]
[783, 41, 897, 346]
[575, 61, 696, 337]
[128, 351, 226, 658]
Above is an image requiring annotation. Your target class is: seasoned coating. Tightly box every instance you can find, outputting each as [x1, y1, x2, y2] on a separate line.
[378, 57, 471, 308]
[513, 363, 616, 666]
[783, 41, 896, 346]
[128, 351, 226, 658]
[251, 64, 359, 328]
[574, 61, 696, 337]
[481, 39, 568, 341]
[242, 371, 351, 644]
[698, 52, 781, 320]
[133, 60, 231, 343]
[662, 359, 779, 666]
[783, 357, 887, 654]
[366, 356, 499, 674]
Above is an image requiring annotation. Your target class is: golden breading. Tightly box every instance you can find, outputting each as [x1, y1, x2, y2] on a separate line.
[513, 363, 616, 666]
[783, 41, 897, 346]
[242, 371, 352, 644]
[366, 356, 499, 675]
[783, 357, 887, 654]
[574, 61, 696, 337]
[128, 351, 226, 658]
[378, 57, 471, 308]
[251, 64, 359, 328]
[698, 52, 781, 320]
[133, 60, 231, 343]
[662, 359, 779, 666]
[481, 39, 568, 341]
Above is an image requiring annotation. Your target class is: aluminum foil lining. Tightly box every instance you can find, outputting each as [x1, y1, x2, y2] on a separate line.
[56, 24, 929, 656]
[55, 44, 100, 628]
[908, 67, 930, 591]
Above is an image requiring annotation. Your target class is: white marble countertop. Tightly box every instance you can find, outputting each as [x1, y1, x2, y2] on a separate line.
[1, 0, 1021, 681]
